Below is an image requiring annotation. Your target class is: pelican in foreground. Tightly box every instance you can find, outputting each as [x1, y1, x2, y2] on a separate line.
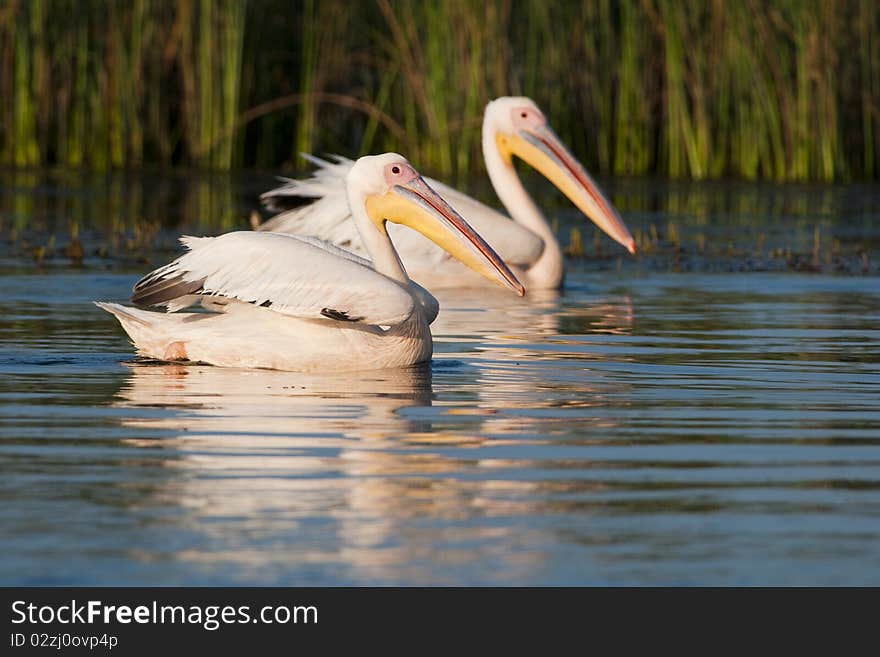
[96, 153, 523, 372]
[258, 97, 636, 290]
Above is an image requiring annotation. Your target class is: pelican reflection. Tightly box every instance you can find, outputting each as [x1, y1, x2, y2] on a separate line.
[117, 361, 433, 440]
[111, 362, 537, 582]
[106, 290, 634, 583]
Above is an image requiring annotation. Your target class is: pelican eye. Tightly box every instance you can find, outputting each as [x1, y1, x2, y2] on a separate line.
[520, 112, 527, 118]
[391, 166, 401, 175]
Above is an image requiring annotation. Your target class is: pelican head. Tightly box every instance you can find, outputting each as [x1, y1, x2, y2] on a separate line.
[346, 153, 524, 295]
[486, 96, 636, 255]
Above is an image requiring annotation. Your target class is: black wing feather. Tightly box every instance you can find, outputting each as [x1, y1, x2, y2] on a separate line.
[132, 273, 205, 307]
[320, 308, 364, 322]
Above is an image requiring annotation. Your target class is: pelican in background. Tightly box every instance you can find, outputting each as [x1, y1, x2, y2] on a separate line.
[258, 97, 636, 290]
[96, 153, 523, 372]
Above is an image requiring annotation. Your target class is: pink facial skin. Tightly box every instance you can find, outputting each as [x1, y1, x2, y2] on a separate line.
[511, 106, 547, 131]
[383, 162, 420, 186]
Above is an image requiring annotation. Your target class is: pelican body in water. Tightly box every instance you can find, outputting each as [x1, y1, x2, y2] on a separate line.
[96, 154, 523, 372]
[258, 97, 636, 290]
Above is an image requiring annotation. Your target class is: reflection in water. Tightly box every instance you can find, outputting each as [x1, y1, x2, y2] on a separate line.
[1, 261, 879, 583]
[431, 285, 635, 359]
[0, 169, 272, 271]
[2, 170, 878, 274]
[116, 364, 428, 575]
[118, 362, 434, 439]
[112, 360, 553, 584]
[100, 292, 638, 583]
[430, 288, 635, 436]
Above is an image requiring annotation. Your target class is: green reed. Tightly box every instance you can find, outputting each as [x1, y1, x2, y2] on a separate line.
[0, 0, 877, 182]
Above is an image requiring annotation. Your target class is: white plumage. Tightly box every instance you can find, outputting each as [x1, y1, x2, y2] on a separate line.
[146, 232, 418, 326]
[257, 97, 636, 290]
[96, 153, 521, 372]
[259, 155, 545, 274]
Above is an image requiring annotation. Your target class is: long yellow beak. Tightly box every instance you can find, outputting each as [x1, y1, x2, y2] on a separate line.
[365, 176, 525, 295]
[497, 125, 636, 255]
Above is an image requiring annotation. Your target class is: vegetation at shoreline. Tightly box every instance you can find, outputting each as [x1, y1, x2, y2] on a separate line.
[1, 0, 878, 182]
[2, 168, 877, 277]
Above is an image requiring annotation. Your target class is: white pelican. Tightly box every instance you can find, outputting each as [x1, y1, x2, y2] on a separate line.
[258, 96, 636, 289]
[95, 153, 524, 372]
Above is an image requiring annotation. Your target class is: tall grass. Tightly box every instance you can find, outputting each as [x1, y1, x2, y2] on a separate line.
[0, 0, 878, 181]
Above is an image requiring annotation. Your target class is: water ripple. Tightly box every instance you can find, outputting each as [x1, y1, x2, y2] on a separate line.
[0, 270, 878, 585]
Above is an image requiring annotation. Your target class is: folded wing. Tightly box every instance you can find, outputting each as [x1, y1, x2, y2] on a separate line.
[257, 154, 544, 268]
[132, 231, 416, 327]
